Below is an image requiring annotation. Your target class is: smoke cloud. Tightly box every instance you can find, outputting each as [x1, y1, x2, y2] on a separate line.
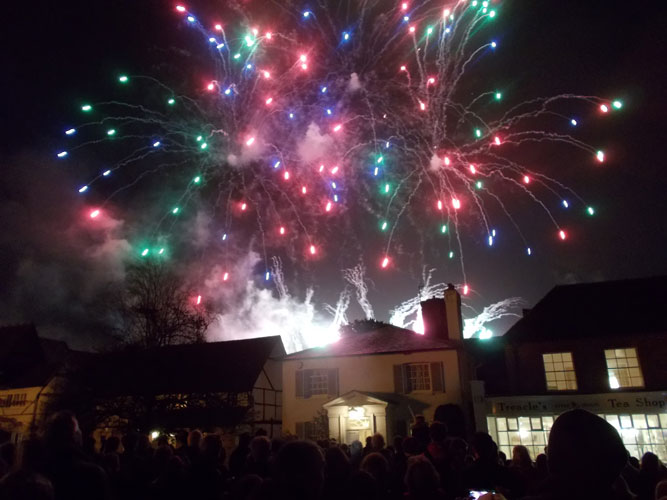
[298, 122, 334, 163]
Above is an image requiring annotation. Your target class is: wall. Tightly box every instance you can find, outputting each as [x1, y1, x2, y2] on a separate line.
[251, 357, 283, 436]
[0, 380, 57, 442]
[282, 349, 461, 437]
[504, 332, 667, 396]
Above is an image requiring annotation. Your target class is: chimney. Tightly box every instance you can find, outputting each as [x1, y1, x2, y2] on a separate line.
[420, 284, 463, 341]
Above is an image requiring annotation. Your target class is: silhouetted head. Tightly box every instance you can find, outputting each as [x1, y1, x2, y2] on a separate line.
[429, 421, 448, 443]
[44, 411, 81, 450]
[371, 433, 385, 450]
[104, 436, 120, 454]
[360, 452, 389, 485]
[547, 409, 628, 491]
[470, 432, 497, 462]
[535, 453, 548, 472]
[405, 455, 440, 497]
[202, 434, 223, 461]
[273, 440, 325, 500]
[238, 432, 252, 448]
[512, 445, 532, 467]
[188, 429, 202, 448]
[402, 437, 421, 456]
[324, 446, 351, 481]
[346, 470, 379, 500]
[250, 436, 271, 461]
[640, 451, 662, 473]
[175, 430, 188, 447]
[122, 432, 139, 454]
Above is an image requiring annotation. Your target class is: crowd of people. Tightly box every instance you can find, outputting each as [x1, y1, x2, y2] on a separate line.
[0, 408, 665, 500]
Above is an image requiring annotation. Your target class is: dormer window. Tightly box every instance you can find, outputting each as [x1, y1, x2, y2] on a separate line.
[542, 352, 577, 391]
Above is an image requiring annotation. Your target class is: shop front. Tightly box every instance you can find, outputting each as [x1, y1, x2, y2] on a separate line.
[477, 390, 666, 460]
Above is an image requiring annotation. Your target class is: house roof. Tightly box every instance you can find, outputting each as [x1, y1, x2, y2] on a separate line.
[0, 325, 69, 389]
[86, 336, 284, 396]
[285, 325, 456, 360]
[503, 276, 667, 342]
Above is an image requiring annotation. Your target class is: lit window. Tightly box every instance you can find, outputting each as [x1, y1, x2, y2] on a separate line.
[309, 370, 329, 395]
[605, 348, 644, 389]
[406, 363, 431, 391]
[542, 352, 577, 391]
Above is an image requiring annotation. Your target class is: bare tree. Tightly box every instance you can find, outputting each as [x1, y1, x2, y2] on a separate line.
[111, 260, 212, 348]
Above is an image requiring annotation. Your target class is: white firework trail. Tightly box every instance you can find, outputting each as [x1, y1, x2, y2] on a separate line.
[343, 263, 375, 320]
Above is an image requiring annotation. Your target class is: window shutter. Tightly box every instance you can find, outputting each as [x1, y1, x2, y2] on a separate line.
[404, 364, 412, 393]
[430, 362, 445, 392]
[296, 370, 304, 398]
[303, 369, 312, 399]
[328, 368, 339, 397]
[295, 422, 305, 439]
[393, 364, 404, 394]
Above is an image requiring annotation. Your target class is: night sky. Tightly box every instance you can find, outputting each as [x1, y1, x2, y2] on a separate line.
[1, 0, 666, 348]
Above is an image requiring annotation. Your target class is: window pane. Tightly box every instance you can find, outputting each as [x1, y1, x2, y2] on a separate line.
[497, 418, 507, 432]
[543, 352, 577, 391]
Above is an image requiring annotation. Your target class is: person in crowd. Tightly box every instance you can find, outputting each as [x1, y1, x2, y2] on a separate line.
[183, 429, 202, 467]
[231, 473, 263, 500]
[149, 455, 189, 500]
[360, 452, 393, 498]
[262, 440, 325, 500]
[363, 436, 373, 457]
[0, 443, 15, 478]
[534, 453, 548, 484]
[191, 433, 228, 499]
[371, 432, 394, 463]
[230, 432, 252, 479]
[346, 470, 382, 500]
[412, 415, 431, 452]
[655, 479, 667, 500]
[245, 436, 271, 478]
[349, 439, 364, 469]
[40, 410, 111, 500]
[521, 409, 631, 500]
[101, 436, 121, 477]
[173, 430, 189, 464]
[425, 422, 449, 487]
[0, 439, 53, 500]
[637, 452, 667, 500]
[404, 455, 446, 500]
[461, 432, 522, 499]
[509, 445, 538, 494]
[322, 445, 352, 500]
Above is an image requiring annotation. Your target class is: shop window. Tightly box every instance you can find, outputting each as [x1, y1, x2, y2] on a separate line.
[542, 352, 577, 391]
[604, 348, 644, 389]
[489, 412, 667, 462]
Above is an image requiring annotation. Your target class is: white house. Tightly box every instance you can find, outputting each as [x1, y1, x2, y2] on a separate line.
[282, 285, 469, 444]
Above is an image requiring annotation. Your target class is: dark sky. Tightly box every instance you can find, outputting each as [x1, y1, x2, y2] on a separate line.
[1, 0, 666, 347]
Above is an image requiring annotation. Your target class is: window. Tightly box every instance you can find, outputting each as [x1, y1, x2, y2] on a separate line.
[489, 412, 667, 461]
[542, 352, 577, 391]
[295, 368, 339, 399]
[309, 370, 329, 395]
[394, 362, 444, 394]
[605, 348, 644, 389]
[406, 363, 431, 391]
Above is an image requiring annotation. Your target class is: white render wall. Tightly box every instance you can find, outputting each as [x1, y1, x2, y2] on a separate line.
[282, 349, 461, 437]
